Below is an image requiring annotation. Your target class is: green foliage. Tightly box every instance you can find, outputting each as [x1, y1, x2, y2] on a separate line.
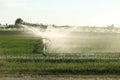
[15, 18, 24, 25]
[0, 30, 120, 74]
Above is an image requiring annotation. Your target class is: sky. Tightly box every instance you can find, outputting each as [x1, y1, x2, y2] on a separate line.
[1, 0, 120, 27]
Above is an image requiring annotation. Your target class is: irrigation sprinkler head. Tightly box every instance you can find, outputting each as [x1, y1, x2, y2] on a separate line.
[19, 22, 51, 56]
[32, 37, 51, 56]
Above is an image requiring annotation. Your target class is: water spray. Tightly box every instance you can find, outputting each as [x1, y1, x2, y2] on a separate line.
[18, 22, 81, 56]
[19, 24, 50, 56]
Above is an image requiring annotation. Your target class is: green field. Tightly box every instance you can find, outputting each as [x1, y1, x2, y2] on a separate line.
[1, 75, 120, 80]
[0, 30, 120, 79]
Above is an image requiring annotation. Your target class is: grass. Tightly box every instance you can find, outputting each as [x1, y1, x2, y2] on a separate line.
[0, 59, 120, 74]
[0, 75, 119, 80]
[0, 75, 120, 80]
[0, 30, 120, 75]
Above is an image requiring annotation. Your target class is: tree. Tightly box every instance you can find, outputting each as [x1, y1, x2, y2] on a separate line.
[15, 18, 24, 28]
[15, 18, 23, 25]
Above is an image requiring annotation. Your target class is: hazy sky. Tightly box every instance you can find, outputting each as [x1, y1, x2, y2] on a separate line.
[1, 0, 120, 26]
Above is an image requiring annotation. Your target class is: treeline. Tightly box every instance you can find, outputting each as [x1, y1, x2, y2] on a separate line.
[0, 18, 117, 30]
[0, 18, 71, 29]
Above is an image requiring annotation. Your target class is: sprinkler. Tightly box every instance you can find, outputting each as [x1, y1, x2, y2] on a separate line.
[16, 18, 78, 56]
[32, 37, 50, 56]
[17, 22, 49, 56]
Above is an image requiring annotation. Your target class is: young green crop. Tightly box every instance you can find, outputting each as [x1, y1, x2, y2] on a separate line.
[1, 30, 120, 75]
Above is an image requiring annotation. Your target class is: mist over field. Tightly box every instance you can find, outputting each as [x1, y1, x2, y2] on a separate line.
[1, 0, 120, 79]
[1, 20, 120, 80]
